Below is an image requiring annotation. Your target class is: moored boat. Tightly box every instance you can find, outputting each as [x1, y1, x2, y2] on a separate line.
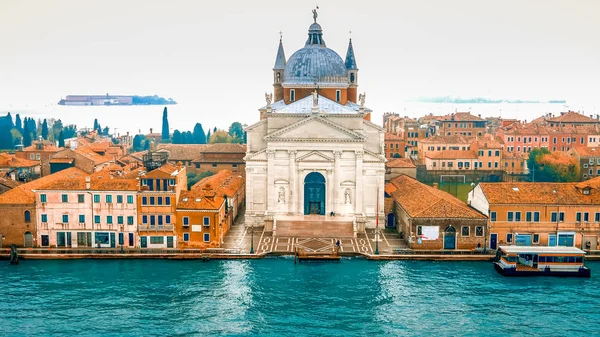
[494, 246, 591, 277]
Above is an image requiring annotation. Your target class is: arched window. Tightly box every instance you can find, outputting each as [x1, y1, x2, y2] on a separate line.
[24, 210, 31, 223]
[290, 89, 296, 102]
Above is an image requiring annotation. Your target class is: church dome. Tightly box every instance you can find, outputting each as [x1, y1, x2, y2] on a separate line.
[283, 46, 348, 84]
[283, 17, 348, 85]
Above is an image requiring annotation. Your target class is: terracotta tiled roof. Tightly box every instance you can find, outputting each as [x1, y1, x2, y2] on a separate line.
[547, 111, 599, 123]
[0, 153, 40, 168]
[438, 112, 485, 122]
[472, 135, 504, 149]
[177, 186, 224, 210]
[191, 170, 244, 197]
[203, 143, 246, 153]
[49, 158, 75, 164]
[425, 150, 478, 159]
[575, 177, 600, 190]
[156, 144, 211, 161]
[420, 135, 474, 144]
[478, 181, 600, 205]
[386, 158, 416, 168]
[0, 167, 85, 204]
[73, 146, 112, 165]
[388, 175, 486, 219]
[0, 172, 23, 189]
[143, 163, 180, 179]
[36, 167, 139, 191]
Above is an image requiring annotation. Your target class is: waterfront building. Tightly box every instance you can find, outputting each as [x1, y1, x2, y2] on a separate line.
[244, 10, 385, 229]
[383, 114, 429, 160]
[137, 162, 186, 248]
[191, 169, 245, 226]
[418, 135, 473, 164]
[384, 133, 405, 159]
[15, 139, 63, 176]
[0, 152, 41, 182]
[33, 167, 139, 248]
[468, 178, 600, 250]
[545, 111, 600, 128]
[385, 175, 487, 250]
[568, 147, 600, 181]
[175, 184, 226, 249]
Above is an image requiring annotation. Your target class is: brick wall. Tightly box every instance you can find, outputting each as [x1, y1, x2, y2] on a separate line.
[0, 204, 37, 247]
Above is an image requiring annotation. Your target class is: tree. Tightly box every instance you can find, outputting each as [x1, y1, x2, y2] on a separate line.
[63, 125, 77, 139]
[528, 148, 579, 182]
[210, 130, 232, 143]
[58, 130, 65, 147]
[161, 107, 170, 141]
[0, 113, 14, 149]
[26, 118, 36, 137]
[15, 114, 22, 133]
[193, 123, 207, 144]
[11, 129, 22, 146]
[184, 131, 193, 144]
[102, 126, 110, 136]
[242, 131, 247, 144]
[213, 126, 217, 133]
[51, 119, 63, 141]
[206, 129, 212, 143]
[41, 119, 49, 140]
[187, 171, 216, 189]
[133, 134, 146, 152]
[172, 130, 182, 144]
[228, 122, 244, 139]
[93, 119, 99, 131]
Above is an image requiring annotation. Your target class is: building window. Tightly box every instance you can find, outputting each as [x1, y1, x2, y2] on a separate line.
[40, 194, 47, 203]
[117, 195, 123, 204]
[507, 212, 514, 222]
[526, 212, 532, 222]
[290, 89, 295, 101]
[62, 214, 69, 223]
[584, 212, 590, 222]
[23, 210, 31, 222]
[127, 216, 134, 225]
[78, 194, 85, 203]
[61, 194, 68, 203]
[183, 233, 190, 242]
[117, 216, 124, 225]
[506, 233, 514, 243]
[595, 212, 600, 223]
[232, 164, 238, 168]
[150, 236, 164, 244]
[461, 226, 470, 237]
[165, 197, 171, 205]
[183, 217, 189, 226]
[93, 194, 100, 203]
[559, 212, 565, 222]
[107, 215, 113, 224]
[106, 195, 112, 203]
[576, 212, 582, 222]
[36, 154, 41, 160]
[490, 211, 497, 222]
[79, 214, 85, 223]
[158, 215, 163, 226]
[142, 215, 148, 224]
[475, 227, 484, 237]
[534, 212, 540, 222]
[94, 215, 101, 224]
[127, 195, 134, 204]
[212, 163, 217, 168]
[533, 234, 540, 244]
[203, 233, 210, 242]
[515, 212, 521, 222]
[142, 196, 148, 205]
[165, 215, 171, 224]
[41, 214, 48, 223]
[142, 179, 148, 186]
[203, 217, 210, 226]
[150, 197, 155, 205]
[336, 90, 341, 102]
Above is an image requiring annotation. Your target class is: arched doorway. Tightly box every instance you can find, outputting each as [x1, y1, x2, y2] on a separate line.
[387, 213, 395, 228]
[443, 226, 456, 249]
[304, 172, 325, 215]
[24, 231, 33, 248]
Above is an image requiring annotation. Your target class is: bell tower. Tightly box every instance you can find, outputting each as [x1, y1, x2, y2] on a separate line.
[273, 33, 286, 102]
[345, 38, 358, 103]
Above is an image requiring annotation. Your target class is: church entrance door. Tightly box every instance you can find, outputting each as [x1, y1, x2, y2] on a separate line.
[304, 172, 326, 215]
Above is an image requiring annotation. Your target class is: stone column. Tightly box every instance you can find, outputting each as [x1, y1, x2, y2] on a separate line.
[266, 149, 275, 212]
[355, 150, 364, 215]
[297, 168, 304, 215]
[288, 150, 297, 215]
[326, 168, 334, 215]
[333, 151, 342, 214]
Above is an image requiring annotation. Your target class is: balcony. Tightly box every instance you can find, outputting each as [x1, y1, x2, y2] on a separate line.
[138, 225, 174, 231]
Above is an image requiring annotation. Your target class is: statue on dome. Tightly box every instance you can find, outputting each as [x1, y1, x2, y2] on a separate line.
[265, 92, 272, 108]
[312, 90, 318, 107]
[359, 93, 366, 108]
[312, 7, 319, 23]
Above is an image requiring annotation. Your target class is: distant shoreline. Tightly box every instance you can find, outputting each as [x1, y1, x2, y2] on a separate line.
[58, 94, 177, 106]
[413, 97, 566, 104]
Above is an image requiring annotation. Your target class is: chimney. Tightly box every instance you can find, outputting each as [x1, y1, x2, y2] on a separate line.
[85, 176, 91, 190]
[177, 161, 182, 171]
[478, 114, 481, 118]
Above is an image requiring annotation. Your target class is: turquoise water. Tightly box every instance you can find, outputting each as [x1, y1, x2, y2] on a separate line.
[1, 259, 599, 337]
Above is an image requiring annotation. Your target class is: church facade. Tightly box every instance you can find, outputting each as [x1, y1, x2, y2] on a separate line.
[244, 10, 386, 229]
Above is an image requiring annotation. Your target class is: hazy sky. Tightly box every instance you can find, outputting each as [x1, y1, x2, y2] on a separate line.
[1, 0, 599, 128]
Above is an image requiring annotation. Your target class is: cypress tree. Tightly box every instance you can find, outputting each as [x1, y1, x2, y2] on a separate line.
[41, 119, 49, 139]
[193, 123, 207, 144]
[58, 130, 65, 147]
[23, 118, 32, 147]
[93, 119, 99, 131]
[172, 130, 182, 144]
[15, 114, 22, 133]
[206, 129, 212, 143]
[161, 107, 170, 141]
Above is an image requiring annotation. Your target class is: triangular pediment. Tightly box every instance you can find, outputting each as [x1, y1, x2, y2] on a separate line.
[264, 116, 365, 142]
[363, 149, 387, 163]
[244, 149, 267, 161]
[296, 151, 334, 163]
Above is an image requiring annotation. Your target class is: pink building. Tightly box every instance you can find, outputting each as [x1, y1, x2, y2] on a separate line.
[34, 167, 139, 248]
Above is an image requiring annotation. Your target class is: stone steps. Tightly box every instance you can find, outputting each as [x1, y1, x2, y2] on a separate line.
[275, 220, 354, 237]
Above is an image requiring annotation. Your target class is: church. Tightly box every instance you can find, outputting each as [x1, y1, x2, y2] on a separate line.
[244, 9, 386, 231]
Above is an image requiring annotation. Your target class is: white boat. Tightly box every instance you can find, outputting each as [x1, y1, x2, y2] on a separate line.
[494, 246, 591, 277]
